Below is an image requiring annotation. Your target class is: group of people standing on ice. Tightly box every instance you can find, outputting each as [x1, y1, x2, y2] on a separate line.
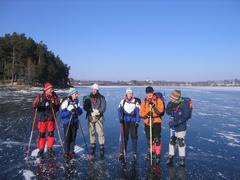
[31, 82, 192, 167]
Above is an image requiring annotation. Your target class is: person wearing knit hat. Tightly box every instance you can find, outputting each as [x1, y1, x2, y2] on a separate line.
[83, 83, 106, 158]
[68, 87, 78, 97]
[92, 83, 99, 90]
[170, 90, 181, 103]
[32, 82, 60, 158]
[140, 86, 165, 164]
[166, 90, 193, 167]
[118, 88, 141, 161]
[126, 87, 133, 94]
[43, 82, 53, 92]
[60, 87, 83, 159]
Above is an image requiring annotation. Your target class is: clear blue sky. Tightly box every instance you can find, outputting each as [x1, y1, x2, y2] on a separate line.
[0, 0, 239, 81]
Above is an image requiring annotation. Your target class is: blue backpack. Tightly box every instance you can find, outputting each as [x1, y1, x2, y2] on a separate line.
[181, 97, 193, 120]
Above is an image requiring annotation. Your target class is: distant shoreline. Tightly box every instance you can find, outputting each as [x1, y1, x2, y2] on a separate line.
[1, 84, 240, 92]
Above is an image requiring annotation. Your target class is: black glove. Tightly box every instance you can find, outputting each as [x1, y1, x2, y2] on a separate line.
[120, 119, 124, 124]
[149, 101, 155, 108]
[36, 96, 47, 110]
[135, 122, 139, 128]
[148, 111, 154, 117]
[48, 100, 55, 109]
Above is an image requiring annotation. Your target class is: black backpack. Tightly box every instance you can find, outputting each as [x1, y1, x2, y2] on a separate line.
[154, 92, 165, 117]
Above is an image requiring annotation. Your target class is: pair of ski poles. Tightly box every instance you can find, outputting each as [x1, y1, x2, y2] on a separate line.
[65, 113, 89, 154]
[26, 107, 64, 159]
[117, 105, 154, 165]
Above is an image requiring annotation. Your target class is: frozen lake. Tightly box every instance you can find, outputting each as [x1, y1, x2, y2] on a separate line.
[0, 86, 240, 179]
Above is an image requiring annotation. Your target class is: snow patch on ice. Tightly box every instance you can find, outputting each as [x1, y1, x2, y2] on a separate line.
[197, 112, 214, 116]
[30, 145, 84, 157]
[199, 137, 215, 143]
[226, 124, 237, 128]
[217, 131, 240, 146]
[1, 140, 28, 146]
[31, 149, 40, 157]
[22, 170, 35, 180]
[189, 146, 194, 150]
[217, 172, 227, 179]
[74, 145, 84, 154]
[227, 143, 240, 148]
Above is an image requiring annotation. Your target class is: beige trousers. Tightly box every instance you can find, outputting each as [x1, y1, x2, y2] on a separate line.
[88, 116, 105, 145]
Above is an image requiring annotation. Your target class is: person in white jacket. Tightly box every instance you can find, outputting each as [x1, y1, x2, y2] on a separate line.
[118, 88, 141, 161]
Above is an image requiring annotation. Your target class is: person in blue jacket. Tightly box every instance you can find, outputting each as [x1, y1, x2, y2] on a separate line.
[118, 88, 141, 161]
[61, 87, 83, 159]
[166, 90, 193, 167]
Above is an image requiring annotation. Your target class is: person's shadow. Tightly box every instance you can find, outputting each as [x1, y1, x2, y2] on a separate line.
[63, 159, 78, 180]
[146, 162, 162, 180]
[168, 165, 186, 180]
[87, 159, 106, 179]
[36, 157, 57, 179]
[117, 159, 138, 179]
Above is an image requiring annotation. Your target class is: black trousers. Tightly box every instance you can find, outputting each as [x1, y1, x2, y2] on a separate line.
[63, 122, 78, 153]
[122, 121, 138, 154]
[144, 123, 161, 147]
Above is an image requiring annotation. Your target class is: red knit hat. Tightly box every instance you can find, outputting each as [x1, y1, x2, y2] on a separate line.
[43, 82, 53, 91]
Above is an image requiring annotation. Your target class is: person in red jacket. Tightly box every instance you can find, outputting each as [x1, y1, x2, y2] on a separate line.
[32, 82, 60, 158]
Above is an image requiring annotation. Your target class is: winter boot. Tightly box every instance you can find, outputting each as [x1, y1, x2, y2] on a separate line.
[69, 152, 77, 159]
[100, 145, 104, 158]
[133, 153, 137, 161]
[119, 153, 124, 161]
[47, 148, 55, 157]
[166, 155, 174, 165]
[179, 157, 185, 167]
[90, 144, 96, 156]
[63, 152, 71, 159]
[37, 149, 44, 159]
[156, 155, 161, 164]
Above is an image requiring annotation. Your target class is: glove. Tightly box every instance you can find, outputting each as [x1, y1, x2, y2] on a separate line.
[37, 96, 46, 107]
[95, 114, 101, 119]
[168, 121, 175, 129]
[67, 105, 74, 112]
[93, 109, 100, 116]
[149, 101, 155, 108]
[135, 122, 139, 128]
[120, 119, 124, 124]
[148, 111, 154, 118]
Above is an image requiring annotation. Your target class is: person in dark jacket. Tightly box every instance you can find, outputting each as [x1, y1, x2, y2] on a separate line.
[83, 84, 106, 158]
[60, 88, 83, 159]
[118, 88, 141, 161]
[166, 90, 192, 167]
[32, 82, 60, 158]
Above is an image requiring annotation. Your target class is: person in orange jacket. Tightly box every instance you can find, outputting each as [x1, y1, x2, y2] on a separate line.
[140, 86, 165, 163]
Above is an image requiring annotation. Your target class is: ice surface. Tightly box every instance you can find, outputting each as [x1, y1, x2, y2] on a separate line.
[1, 86, 240, 179]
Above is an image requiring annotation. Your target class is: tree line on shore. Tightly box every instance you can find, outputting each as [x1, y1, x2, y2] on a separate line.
[0, 32, 70, 87]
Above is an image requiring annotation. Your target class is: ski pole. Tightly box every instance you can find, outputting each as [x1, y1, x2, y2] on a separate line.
[65, 114, 73, 139]
[149, 104, 153, 166]
[118, 125, 122, 160]
[51, 108, 64, 153]
[170, 113, 176, 138]
[26, 108, 38, 159]
[78, 116, 89, 154]
[121, 122, 127, 162]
